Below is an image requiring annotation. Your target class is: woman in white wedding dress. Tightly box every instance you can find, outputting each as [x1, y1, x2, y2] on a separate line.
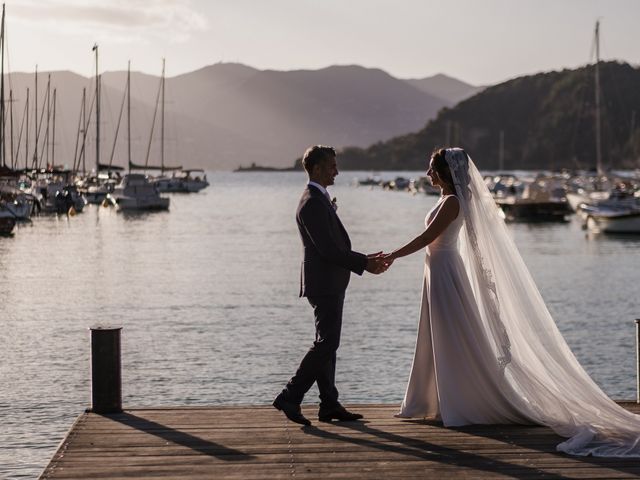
[383, 147, 640, 457]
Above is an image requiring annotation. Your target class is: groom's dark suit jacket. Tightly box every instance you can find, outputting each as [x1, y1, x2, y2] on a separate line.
[297, 185, 368, 297]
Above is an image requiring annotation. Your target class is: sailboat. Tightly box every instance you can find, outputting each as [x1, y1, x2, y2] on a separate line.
[80, 46, 131, 204]
[138, 59, 209, 194]
[565, 22, 640, 232]
[108, 60, 170, 211]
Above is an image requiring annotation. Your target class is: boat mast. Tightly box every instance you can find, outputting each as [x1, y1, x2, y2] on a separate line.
[144, 62, 163, 169]
[594, 21, 603, 176]
[72, 89, 83, 174]
[51, 88, 56, 167]
[0, 3, 5, 168]
[81, 87, 86, 173]
[161, 57, 165, 175]
[9, 89, 13, 169]
[25, 87, 28, 170]
[93, 43, 99, 175]
[45, 74, 50, 168]
[127, 60, 131, 174]
[33, 65, 37, 168]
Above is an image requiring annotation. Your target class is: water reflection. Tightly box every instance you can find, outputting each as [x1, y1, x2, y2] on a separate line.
[1, 171, 638, 479]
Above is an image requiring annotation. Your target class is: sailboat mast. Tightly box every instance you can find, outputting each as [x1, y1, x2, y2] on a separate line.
[161, 58, 165, 175]
[52, 88, 56, 166]
[127, 60, 131, 173]
[34, 65, 37, 168]
[25, 87, 28, 170]
[94, 43, 100, 174]
[9, 89, 13, 169]
[594, 21, 603, 175]
[81, 87, 86, 173]
[45, 74, 50, 167]
[0, 3, 5, 168]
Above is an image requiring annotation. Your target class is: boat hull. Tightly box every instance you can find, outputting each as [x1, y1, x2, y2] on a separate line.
[586, 212, 640, 233]
[495, 199, 570, 222]
[0, 214, 16, 234]
[115, 197, 170, 211]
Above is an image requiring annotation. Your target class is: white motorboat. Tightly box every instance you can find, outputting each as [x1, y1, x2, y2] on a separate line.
[154, 170, 209, 193]
[108, 174, 170, 211]
[494, 178, 570, 222]
[582, 205, 640, 233]
[181, 170, 209, 192]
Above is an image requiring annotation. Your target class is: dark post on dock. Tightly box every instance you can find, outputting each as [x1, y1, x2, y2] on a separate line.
[90, 326, 122, 414]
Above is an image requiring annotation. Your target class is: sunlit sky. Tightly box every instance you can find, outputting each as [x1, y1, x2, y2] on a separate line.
[6, 0, 640, 85]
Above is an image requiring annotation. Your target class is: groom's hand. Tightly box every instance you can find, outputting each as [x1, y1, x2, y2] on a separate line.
[366, 252, 391, 274]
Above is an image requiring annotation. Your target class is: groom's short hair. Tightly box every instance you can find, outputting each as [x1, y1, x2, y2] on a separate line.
[302, 145, 336, 174]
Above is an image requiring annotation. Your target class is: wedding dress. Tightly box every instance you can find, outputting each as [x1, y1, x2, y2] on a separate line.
[398, 148, 640, 457]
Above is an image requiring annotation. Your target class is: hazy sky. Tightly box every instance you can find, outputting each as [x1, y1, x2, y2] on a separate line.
[6, 0, 639, 85]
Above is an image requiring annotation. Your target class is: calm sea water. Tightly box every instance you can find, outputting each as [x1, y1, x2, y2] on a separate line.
[2, 171, 639, 478]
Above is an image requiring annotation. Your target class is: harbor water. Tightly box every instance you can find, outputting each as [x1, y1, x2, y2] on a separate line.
[1, 171, 639, 478]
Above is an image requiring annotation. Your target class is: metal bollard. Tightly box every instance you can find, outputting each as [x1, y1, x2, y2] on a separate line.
[90, 326, 123, 413]
[637, 320, 640, 404]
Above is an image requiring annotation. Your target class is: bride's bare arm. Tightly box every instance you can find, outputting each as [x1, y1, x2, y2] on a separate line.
[387, 196, 460, 261]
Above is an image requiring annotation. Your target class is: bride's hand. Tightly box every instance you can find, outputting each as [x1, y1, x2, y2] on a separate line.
[382, 252, 396, 264]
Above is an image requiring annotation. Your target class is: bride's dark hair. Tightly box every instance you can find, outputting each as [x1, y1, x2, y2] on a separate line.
[431, 148, 455, 191]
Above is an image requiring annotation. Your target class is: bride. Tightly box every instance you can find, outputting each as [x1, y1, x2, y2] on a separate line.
[383, 147, 640, 457]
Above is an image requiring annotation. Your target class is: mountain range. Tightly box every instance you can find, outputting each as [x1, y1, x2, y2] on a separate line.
[336, 61, 640, 171]
[1, 63, 480, 171]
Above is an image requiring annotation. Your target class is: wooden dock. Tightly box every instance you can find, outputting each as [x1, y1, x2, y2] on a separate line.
[41, 402, 640, 479]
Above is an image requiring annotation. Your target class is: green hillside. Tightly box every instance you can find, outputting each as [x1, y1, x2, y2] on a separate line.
[335, 62, 640, 171]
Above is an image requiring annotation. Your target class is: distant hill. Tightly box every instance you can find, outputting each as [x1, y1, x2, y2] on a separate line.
[337, 62, 640, 171]
[405, 73, 484, 104]
[161, 64, 449, 169]
[5, 63, 471, 171]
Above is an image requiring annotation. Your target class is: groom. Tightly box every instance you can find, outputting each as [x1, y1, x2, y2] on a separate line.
[273, 145, 389, 426]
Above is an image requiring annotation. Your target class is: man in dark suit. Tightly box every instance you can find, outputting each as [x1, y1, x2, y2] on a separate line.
[273, 145, 389, 426]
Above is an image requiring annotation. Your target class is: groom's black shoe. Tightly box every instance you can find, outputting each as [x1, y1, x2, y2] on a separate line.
[273, 393, 311, 426]
[318, 405, 363, 422]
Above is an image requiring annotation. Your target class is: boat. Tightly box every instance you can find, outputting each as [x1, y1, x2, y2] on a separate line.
[493, 176, 571, 222]
[355, 175, 382, 187]
[382, 176, 410, 191]
[107, 173, 169, 211]
[130, 59, 182, 178]
[154, 169, 209, 193]
[78, 171, 120, 204]
[0, 185, 36, 220]
[582, 205, 640, 233]
[495, 197, 571, 222]
[0, 206, 16, 234]
[33, 170, 86, 214]
[575, 188, 640, 233]
[83, 180, 115, 205]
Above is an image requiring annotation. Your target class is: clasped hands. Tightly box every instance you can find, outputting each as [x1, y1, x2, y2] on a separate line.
[365, 251, 396, 275]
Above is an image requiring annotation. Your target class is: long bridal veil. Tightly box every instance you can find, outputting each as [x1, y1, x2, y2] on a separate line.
[446, 148, 640, 457]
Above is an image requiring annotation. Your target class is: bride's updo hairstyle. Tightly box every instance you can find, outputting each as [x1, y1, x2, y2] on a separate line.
[431, 148, 455, 192]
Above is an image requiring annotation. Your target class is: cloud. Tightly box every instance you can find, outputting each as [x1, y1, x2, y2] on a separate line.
[11, 0, 208, 43]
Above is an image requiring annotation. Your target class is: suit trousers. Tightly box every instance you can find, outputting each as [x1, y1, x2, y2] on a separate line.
[283, 293, 345, 408]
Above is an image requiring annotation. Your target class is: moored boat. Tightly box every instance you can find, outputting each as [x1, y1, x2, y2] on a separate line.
[0, 205, 16, 234]
[108, 173, 169, 211]
[153, 170, 209, 193]
[582, 205, 640, 233]
[0, 185, 36, 220]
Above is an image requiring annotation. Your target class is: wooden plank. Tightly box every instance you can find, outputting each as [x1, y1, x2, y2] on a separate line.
[41, 402, 640, 479]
